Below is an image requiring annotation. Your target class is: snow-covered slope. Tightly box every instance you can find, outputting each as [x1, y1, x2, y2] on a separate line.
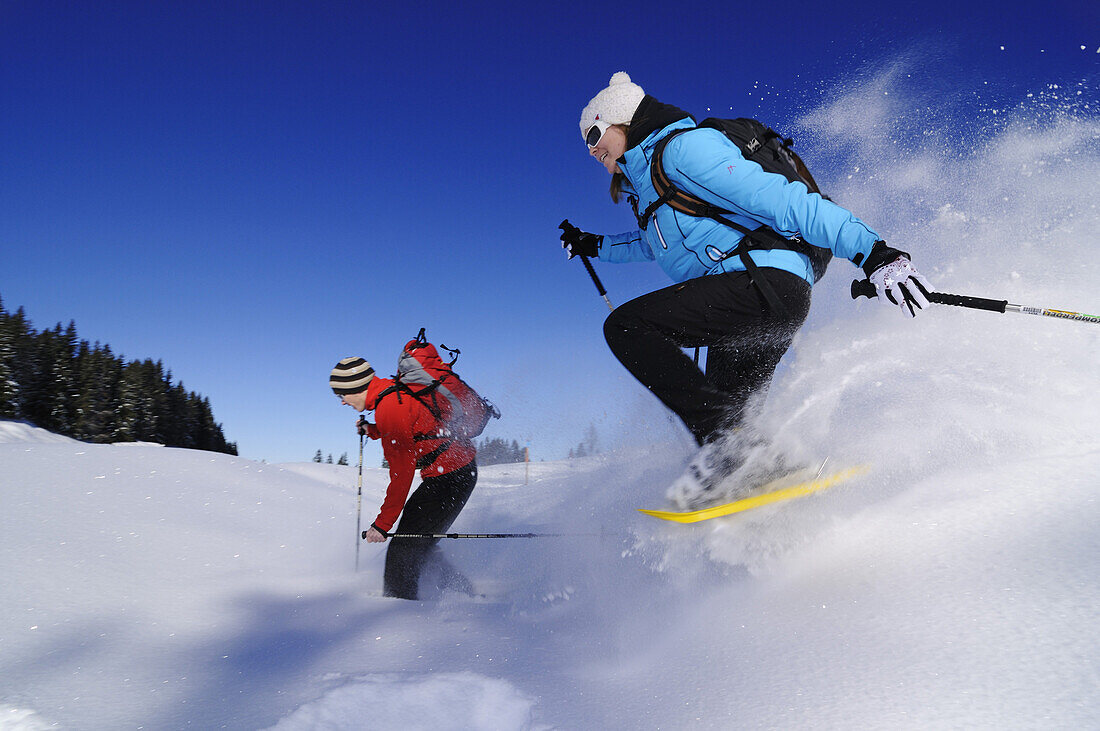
[3, 69, 1098, 731]
[2, 399, 1098, 729]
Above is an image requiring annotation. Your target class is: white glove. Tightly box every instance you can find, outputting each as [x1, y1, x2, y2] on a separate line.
[868, 256, 934, 317]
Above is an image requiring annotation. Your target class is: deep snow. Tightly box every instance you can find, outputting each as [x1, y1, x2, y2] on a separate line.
[2, 307, 1098, 730]
[3, 73, 1099, 729]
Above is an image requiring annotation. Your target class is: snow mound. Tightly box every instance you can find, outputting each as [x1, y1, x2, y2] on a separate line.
[0, 706, 55, 731]
[266, 672, 538, 731]
[0, 420, 81, 445]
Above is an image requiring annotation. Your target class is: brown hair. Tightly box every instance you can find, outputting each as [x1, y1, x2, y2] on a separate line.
[605, 124, 631, 203]
[610, 171, 628, 203]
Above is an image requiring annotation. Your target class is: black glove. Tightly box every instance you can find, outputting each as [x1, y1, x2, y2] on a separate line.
[559, 219, 602, 260]
[859, 240, 908, 278]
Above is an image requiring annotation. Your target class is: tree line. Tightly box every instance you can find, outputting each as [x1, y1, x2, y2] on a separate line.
[374, 437, 525, 469]
[314, 451, 348, 465]
[0, 294, 237, 454]
[476, 437, 525, 466]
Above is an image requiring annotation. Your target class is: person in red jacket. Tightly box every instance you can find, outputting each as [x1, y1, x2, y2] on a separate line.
[330, 356, 478, 600]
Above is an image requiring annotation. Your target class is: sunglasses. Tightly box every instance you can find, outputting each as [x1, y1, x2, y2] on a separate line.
[585, 120, 611, 148]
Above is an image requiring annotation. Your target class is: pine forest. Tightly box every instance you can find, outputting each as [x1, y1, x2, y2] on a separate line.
[0, 294, 236, 454]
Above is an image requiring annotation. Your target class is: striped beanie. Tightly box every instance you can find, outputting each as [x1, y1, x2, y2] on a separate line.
[330, 357, 375, 395]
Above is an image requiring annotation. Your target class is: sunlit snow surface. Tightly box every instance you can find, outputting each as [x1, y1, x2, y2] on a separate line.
[2, 71, 1098, 729]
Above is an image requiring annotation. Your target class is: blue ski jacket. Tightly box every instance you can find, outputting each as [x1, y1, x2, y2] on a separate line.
[596, 114, 881, 285]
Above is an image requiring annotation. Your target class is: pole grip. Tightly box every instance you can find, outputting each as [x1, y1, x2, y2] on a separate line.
[560, 219, 612, 307]
[928, 291, 1008, 313]
[849, 278, 876, 299]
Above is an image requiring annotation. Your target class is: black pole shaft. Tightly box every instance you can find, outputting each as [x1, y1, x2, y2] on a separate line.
[363, 530, 581, 539]
[354, 424, 364, 572]
[580, 255, 607, 297]
[581, 255, 614, 311]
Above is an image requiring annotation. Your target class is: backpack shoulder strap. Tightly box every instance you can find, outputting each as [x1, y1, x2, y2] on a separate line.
[643, 128, 755, 237]
[376, 379, 446, 423]
[645, 121, 832, 288]
[645, 126, 793, 314]
[633, 130, 685, 231]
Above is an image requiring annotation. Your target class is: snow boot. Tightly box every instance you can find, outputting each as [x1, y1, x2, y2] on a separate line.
[666, 436, 749, 509]
[667, 435, 800, 510]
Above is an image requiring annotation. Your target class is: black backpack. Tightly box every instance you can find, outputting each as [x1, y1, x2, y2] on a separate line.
[634, 118, 833, 290]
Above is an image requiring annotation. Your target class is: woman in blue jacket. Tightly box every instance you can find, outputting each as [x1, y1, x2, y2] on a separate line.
[562, 72, 933, 500]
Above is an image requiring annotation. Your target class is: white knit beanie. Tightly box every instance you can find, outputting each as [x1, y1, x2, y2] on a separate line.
[579, 72, 646, 142]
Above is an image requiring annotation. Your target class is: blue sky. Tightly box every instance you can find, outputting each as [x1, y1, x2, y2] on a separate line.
[2, 1, 1096, 465]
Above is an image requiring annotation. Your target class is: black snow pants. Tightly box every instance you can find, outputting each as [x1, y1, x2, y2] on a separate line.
[603, 268, 812, 446]
[383, 460, 477, 600]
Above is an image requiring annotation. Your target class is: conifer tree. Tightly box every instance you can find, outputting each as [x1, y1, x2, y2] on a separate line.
[17, 321, 50, 428]
[113, 361, 143, 442]
[5, 307, 33, 420]
[74, 341, 121, 442]
[44, 322, 80, 434]
[0, 296, 17, 417]
[161, 380, 191, 449]
[583, 424, 600, 455]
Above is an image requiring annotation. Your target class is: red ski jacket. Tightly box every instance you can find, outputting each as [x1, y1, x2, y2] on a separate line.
[363, 375, 476, 533]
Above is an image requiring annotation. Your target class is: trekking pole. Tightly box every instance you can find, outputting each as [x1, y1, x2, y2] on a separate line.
[560, 220, 614, 311]
[364, 530, 595, 540]
[851, 279, 1099, 326]
[354, 416, 366, 571]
